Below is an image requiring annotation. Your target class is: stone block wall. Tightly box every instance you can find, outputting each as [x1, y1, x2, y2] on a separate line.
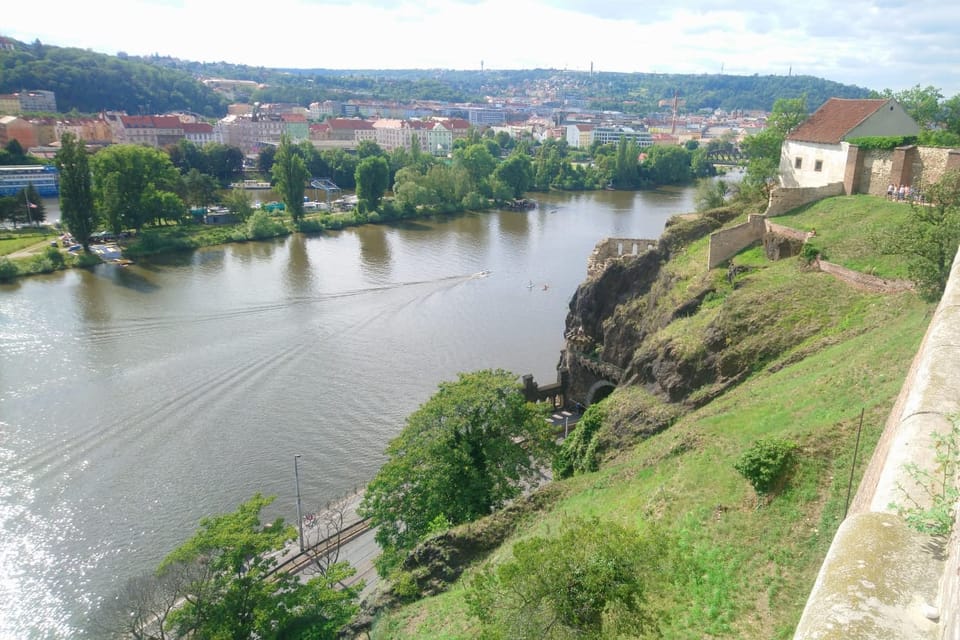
[706, 214, 765, 268]
[586, 237, 658, 279]
[766, 182, 845, 217]
[858, 146, 960, 196]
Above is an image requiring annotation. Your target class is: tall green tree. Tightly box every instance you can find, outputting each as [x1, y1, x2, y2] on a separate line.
[91, 144, 180, 233]
[182, 168, 218, 209]
[272, 134, 309, 225]
[162, 494, 359, 640]
[355, 155, 390, 212]
[453, 143, 496, 193]
[55, 133, 96, 249]
[358, 369, 554, 572]
[493, 152, 533, 199]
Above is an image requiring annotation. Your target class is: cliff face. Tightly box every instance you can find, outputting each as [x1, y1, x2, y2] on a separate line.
[562, 210, 746, 406]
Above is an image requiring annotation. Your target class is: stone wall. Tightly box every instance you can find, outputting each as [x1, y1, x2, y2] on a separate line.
[814, 259, 914, 293]
[706, 214, 765, 268]
[586, 237, 658, 279]
[857, 146, 960, 196]
[766, 182, 845, 217]
[794, 247, 960, 640]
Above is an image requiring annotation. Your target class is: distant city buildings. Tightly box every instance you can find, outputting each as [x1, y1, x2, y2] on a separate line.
[0, 78, 768, 160]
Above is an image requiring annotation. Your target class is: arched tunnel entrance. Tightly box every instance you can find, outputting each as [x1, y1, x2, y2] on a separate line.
[585, 380, 616, 406]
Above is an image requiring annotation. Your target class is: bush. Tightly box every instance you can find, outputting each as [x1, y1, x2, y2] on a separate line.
[246, 210, 288, 240]
[553, 404, 605, 479]
[0, 257, 18, 281]
[733, 437, 797, 496]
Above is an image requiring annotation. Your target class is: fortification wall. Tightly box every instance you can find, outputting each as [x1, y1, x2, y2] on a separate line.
[858, 146, 960, 196]
[586, 237, 658, 279]
[766, 182, 845, 217]
[706, 214, 765, 268]
[814, 259, 914, 293]
[794, 247, 960, 640]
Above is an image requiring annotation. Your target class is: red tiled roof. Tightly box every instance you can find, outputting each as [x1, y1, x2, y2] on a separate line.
[281, 113, 307, 123]
[440, 118, 470, 130]
[327, 118, 374, 130]
[786, 98, 890, 144]
[181, 122, 213, 133]
[119, 115, 183, 129]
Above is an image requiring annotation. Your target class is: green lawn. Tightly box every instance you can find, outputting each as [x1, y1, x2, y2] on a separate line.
[369, 194, 933, 639]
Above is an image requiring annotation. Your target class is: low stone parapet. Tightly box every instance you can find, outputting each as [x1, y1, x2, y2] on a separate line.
[794, 247, 960, 639]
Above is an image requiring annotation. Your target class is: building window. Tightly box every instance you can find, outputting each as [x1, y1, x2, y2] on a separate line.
[814, 160, 823, 172]
[794, 157, 803, 169]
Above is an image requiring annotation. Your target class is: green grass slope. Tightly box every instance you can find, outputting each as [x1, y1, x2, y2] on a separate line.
[368, 195, 932, 639]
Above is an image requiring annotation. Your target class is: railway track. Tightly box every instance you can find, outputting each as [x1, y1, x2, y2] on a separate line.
[268, 517, 372, 577]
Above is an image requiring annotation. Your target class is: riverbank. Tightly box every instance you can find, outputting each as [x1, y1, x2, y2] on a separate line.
[0, 194, 538, 281]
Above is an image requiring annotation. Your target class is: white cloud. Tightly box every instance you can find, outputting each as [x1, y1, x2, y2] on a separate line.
[4, 0, 960, 95]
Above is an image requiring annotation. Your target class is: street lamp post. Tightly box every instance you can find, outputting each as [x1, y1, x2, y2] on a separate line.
[294, 454, 305, 552]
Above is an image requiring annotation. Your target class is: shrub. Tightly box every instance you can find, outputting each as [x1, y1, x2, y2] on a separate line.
[734, 437, 797, 496]
[553, 404, 606, 478]
[891, 420, 960, 535]
[0, 257, 18, 281]
[247, 210, 288, 240]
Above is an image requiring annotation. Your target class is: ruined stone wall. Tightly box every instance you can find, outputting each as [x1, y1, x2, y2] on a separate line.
[706, 214, 765, 268]
[766, 182, 845, 217]
[586, 237, 658, 279]
[814, 259, 914, 293]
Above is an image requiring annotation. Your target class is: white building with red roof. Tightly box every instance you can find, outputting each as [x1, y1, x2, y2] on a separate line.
[779, 98, 919, 189]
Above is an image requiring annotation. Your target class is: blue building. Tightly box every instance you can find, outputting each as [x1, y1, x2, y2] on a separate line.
[0, 165, 59, 197]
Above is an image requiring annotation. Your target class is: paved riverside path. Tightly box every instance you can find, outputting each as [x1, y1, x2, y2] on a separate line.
[270, 491, 380, 599]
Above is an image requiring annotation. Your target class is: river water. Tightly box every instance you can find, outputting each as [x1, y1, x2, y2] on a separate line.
[0, 182, 717, 637]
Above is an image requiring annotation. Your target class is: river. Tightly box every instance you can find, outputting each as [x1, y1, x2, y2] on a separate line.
[0, 179, 726, 637]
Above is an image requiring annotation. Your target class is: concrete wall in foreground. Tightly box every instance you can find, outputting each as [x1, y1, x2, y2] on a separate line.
[794, 247, 960, 640]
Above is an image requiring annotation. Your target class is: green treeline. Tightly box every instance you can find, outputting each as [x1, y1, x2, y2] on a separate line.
[1, 36, 871, 116]
[0, 40, 227, 116]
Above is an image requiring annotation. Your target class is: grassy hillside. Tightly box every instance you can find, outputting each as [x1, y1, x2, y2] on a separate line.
[365, 195, 932, 639]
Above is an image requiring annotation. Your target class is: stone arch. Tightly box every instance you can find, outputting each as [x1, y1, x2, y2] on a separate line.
[585, 380, 616, 406]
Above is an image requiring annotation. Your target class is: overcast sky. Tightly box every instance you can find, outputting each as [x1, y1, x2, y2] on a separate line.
[5, 0, 959, 97]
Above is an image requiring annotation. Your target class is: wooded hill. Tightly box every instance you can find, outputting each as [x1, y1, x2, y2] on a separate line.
[1, 36, 871, 117]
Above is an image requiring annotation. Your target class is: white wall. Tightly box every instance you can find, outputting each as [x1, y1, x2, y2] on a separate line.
[779, 141, 849, 188]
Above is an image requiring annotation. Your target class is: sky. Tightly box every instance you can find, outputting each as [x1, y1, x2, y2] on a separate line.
[5, 0, 960, 97]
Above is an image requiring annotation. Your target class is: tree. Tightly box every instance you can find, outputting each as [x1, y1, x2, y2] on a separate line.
[741, 95, 808, 195]
[55, 133, 97, 249]
[162, 494, 359, 640]
[257, 145, 277, 175]
[694, 178, 729, 212]
[611, 136, 641, 188]
[453, 143, 496, 193]
[223, 188, 254, 222]
[202, 143, 244, 185]
[272, 134, 309, 225]
[91, 144, 180, 233]
[891, 169, 960, 300]
[642, 144, 692, 185]
[882, 85, 943, 129]
[355, 155, 390, 212]
[467, 517, 669, 639]
[182, 168, 217, 209]
[358, 369, 554, 571]
[492, 152, 533, 199]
